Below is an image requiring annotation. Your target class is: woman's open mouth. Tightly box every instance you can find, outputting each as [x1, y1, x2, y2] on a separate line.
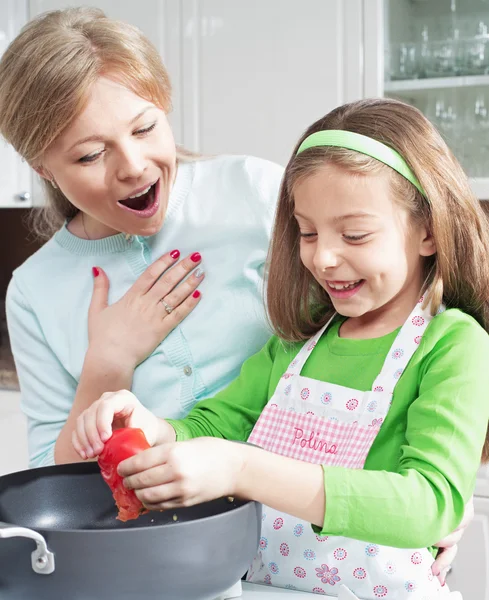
[325, 279, 365, 299]
[117, 179, 160, 218]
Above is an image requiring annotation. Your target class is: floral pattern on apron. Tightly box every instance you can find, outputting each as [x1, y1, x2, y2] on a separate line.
[246, 297, 460, 599]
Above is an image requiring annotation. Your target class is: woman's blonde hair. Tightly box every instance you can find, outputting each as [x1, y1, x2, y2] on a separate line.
[267, 98, 489, 459]
[0, 7, 196, 239]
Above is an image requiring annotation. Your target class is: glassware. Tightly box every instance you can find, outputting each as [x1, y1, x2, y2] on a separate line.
[467, 91, 489, 176]
[464, 22, 489, 75]
[428, 39, 457, 77]
[388, 42, 418, 80]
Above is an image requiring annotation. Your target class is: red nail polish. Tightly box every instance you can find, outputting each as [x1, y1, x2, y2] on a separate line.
[190, 252, 201, 263]
[92, 267, 100, 277]
[170, 249, 180, 259]
[192, 290, 201, 299]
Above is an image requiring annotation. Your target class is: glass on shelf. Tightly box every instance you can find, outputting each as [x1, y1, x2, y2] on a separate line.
[387, 16, 489, 80]
[423, 89, 489, 177]
[463, 22, 489, 75]
[426, 39, 459, 78]
[462, 91, 489, 177]
[386, 42, 418, 80]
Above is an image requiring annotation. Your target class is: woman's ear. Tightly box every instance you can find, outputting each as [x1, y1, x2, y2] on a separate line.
[420, 228, 436, 257]
[33, 165, 51, 181]
[33, 165, 58, 188]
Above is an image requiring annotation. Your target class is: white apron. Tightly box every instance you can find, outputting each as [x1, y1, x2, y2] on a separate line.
[246, 297, 462, 599]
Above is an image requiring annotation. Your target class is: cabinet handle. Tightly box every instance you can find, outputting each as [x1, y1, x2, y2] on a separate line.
[15, 191, 30, 202]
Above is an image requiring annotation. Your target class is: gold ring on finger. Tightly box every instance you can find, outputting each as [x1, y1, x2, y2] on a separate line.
[160, 299, 174, 314]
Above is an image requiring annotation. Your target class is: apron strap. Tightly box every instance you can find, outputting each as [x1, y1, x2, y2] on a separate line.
[284, 313, 337, 376]
[372, 297, 445, 395]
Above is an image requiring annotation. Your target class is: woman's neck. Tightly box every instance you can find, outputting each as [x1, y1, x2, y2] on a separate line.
[67, 212, 119, 240]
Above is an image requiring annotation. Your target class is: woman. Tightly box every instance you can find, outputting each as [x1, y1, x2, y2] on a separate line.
[0, 7, 465, 583]
[0, 6, 283, 468]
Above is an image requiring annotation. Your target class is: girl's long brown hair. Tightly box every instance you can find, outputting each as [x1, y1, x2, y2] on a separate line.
[0, 7, 200, 240]
[267, 98, 489, 461]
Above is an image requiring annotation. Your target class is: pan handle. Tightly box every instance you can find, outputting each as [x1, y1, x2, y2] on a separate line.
[0, 522, 55, 575]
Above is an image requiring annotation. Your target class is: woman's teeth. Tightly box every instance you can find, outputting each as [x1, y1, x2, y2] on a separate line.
[328, 280, 362, 290]
[127, 184, 152, 199]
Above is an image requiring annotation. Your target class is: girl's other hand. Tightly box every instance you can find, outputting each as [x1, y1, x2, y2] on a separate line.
[71, 389, 174, 460]
[88, 250, 204, 369]
[118, 438, 245, 510]
[432, 495, 474, 585]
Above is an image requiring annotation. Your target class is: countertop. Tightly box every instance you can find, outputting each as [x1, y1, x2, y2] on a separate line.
[240, 583, 313, 598]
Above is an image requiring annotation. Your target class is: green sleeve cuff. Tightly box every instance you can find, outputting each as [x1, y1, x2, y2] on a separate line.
[313, 465, 350, 536]
[165, 419, 194, 442]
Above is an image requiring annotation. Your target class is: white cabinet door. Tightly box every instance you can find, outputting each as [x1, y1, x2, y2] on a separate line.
[446, 496, 489, 599]
[0, 0, 32, 208]
[179, 0, 364, 165]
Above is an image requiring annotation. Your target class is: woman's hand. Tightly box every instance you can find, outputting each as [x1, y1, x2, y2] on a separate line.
[88, 250, 204, 370]
[119, 438, 245, 510]
[72, 389, 176, 460]
[432, 496, 474, 585]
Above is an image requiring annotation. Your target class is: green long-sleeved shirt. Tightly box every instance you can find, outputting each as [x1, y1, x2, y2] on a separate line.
[169, 309, 489, 549]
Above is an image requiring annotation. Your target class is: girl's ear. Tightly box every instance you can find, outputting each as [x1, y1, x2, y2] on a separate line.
[420, 228, 436, 257]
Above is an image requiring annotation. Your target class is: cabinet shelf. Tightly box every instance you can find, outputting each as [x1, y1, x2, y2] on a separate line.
[385, 74, 489, 93]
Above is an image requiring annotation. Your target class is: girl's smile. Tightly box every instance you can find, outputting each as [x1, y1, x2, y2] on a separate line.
[325, 279, 365, 298]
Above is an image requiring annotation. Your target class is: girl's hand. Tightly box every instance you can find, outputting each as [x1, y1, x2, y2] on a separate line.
[118, 438, 245, 510]
[88, 250, 204, 369]
[72, 389, 175, 460]
[432, 495, 474, 585]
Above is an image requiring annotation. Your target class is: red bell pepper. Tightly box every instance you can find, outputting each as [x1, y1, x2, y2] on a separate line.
[98, 428, 151, 522]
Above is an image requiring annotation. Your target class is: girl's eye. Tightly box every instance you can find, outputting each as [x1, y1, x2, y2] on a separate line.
[299, 232, 317, 239]
[134, 122, 157, 135]
[343, 233, 370, 242]
[78, 151, 103, 164]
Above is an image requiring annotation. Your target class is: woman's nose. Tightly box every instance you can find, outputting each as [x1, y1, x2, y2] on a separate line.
[116, 145, 147, 180]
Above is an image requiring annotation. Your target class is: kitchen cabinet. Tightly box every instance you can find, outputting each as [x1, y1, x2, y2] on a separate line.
[377, 0, 489, 199]
[172, 0, 365, 166]
[0, 1, 32, 208]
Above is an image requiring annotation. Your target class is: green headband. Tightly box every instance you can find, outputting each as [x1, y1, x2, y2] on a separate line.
[296, 130, 426, 198]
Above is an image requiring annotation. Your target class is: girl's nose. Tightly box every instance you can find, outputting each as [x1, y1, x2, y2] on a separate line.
[313, 246, 339, 272]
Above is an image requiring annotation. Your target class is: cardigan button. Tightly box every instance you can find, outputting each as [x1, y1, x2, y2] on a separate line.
[183, 365, 193, 376]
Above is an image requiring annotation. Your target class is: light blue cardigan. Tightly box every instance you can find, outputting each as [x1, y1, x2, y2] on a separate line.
[6, 155, 284, 467]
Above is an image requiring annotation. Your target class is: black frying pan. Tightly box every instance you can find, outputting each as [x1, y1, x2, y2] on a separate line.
[0, 462, 261, 600]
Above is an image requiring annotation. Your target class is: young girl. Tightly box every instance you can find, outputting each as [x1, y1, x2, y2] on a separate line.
[73, 98, 489, 599]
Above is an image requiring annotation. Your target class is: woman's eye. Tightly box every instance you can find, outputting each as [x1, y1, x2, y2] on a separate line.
[343, 233, 370, 242]
[78, 151, 103, 164]
[134, 122, 157, 135]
